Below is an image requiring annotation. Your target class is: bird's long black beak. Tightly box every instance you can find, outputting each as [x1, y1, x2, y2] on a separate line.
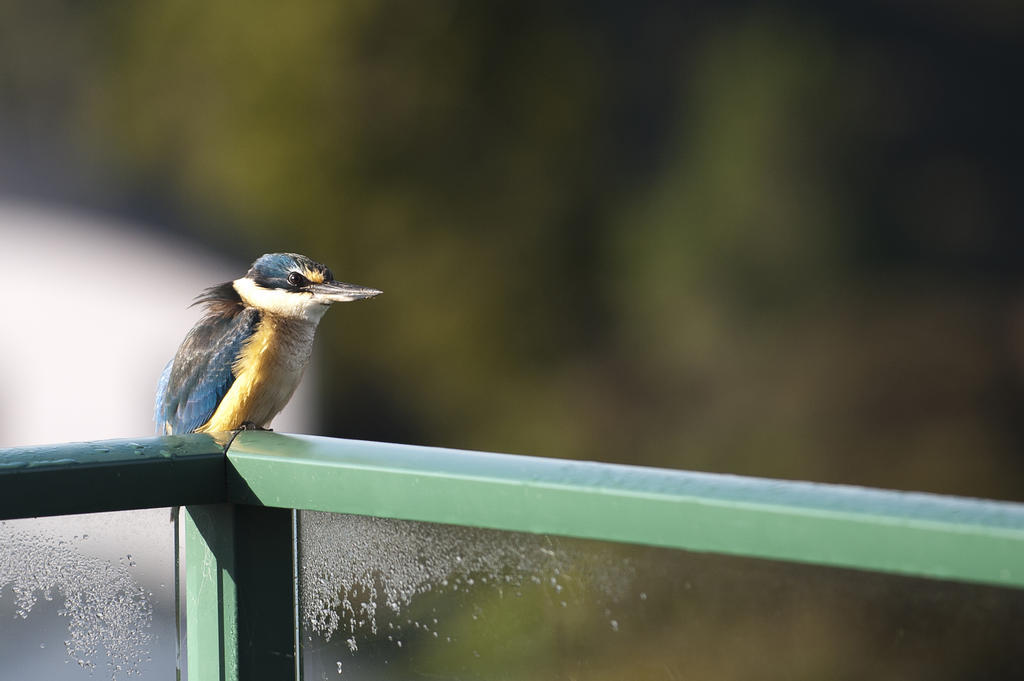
[310, 280, 382, 302]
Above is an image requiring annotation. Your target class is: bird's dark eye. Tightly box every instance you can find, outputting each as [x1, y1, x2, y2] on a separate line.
[287, 272, 309, 288]
[324, 269, 334, 282]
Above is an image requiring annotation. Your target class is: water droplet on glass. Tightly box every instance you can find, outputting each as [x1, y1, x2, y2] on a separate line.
[296, 512, 636, 659]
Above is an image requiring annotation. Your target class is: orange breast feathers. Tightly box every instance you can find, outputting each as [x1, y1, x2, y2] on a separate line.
[197, 316, 315, 432]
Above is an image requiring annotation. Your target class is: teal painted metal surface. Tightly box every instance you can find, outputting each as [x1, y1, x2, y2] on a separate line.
[227, 432, 1024, 590]
[0, 434, 226, 520]
[234, 505, 300, 679]
[186, 505, 239, 681]
[186, 503, 299, 681]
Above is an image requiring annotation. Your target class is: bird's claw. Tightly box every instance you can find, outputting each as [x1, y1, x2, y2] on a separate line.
[238, 421, 273, 432]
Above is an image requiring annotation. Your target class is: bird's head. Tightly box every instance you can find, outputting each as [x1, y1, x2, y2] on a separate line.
[233, 252, 381, 321]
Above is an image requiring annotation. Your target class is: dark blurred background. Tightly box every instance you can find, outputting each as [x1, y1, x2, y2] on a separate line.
[1, 0, 1022, 501]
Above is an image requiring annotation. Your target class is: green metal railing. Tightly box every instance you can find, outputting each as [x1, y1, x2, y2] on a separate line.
[2, 431, 1024, 680]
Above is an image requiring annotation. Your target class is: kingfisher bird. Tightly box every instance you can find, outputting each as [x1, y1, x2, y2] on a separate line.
[154, 252, 381, 435]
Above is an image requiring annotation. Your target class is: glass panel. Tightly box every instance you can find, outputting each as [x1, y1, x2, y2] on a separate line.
[300, 511, 1024, 681]
[0, 509, 179, 680]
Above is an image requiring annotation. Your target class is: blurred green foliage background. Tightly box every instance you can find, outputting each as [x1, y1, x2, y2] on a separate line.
[1, 0, 1021, 502]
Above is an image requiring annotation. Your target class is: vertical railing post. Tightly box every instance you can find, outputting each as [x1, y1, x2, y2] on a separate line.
[185, 504, 299, 680]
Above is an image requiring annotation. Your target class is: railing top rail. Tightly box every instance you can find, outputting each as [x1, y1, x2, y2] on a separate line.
[0, 434, 225, 520]
[228, 432, 1024, 529]
[226, 432, 1024, 590]
[2, 432, 1023, 589]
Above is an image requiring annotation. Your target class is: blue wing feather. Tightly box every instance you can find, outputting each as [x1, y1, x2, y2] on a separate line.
[154, 359, 174, 430]
[154, 300, 260, 434]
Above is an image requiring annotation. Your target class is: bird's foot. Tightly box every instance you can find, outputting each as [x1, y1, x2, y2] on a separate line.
[238, 421, 274, 432]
